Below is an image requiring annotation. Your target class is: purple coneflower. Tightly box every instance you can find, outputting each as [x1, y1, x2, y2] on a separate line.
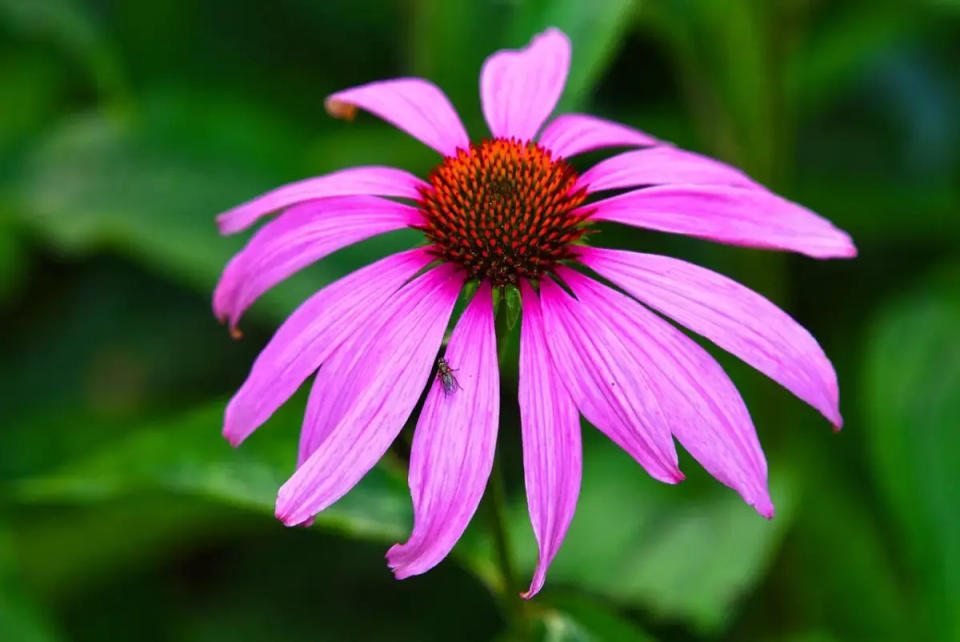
[214, 28, 855, 597]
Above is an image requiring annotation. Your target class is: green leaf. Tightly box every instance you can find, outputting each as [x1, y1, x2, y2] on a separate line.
[14, 109, 420, 324]
[407, 0, 493, 129]
[639, 0, 778, 178]
[409, 0, 638, 129]
[0, 53, 65, 153]
[796, 178, 960, 243]
[15, 112, 276, 290]
[502, 595, 656, 642]
[11, 401, 412, 544]
[0, 222, 26, 303]
[9, 498, 250, 599]
[862, 264, 960, 642]
[781, 634, 844, 642]
[0, 521, 62, 642]
[0, 0, 128, 105]
[775, 434, 912, 640]
[505, 0, 639, 113]
[928, 0, 960, 11]
[502, 431, 798, 633]
[784, 3, 926, 117]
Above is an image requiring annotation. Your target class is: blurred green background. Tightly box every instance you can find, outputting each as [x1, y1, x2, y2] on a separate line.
[1, 1, 958, 640]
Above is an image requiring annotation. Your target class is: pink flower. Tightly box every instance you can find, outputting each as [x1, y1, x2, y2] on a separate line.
[214, 28, 855, 597]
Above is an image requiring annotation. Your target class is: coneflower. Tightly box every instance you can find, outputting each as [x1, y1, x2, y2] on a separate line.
[214, 28, 855, 597]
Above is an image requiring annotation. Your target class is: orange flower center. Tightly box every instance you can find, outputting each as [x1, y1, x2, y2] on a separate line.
[416, 139, 590, 286]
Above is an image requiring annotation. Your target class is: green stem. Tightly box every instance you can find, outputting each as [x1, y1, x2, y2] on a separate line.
[488, 454, 518, 604]
[488, 291, 523, 622]
[494, 287, 515, 365]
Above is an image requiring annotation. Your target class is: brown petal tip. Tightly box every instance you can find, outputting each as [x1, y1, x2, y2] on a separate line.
[325, 98, 357, 120]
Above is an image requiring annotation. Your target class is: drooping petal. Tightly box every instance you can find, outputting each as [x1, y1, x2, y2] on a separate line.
[326, 78, 470, 157]
[387, 284, 499, 579]
[559, 267, 772, 517]
[296, 362, 343, 469]
[583, 184, 857, 259]
[518, 281, 581, 598]
[222, 248, 432, 447]
[537, 279, 682, 484]
[293, 262, 458, 469]
[537, 114, 658, 159]
[579, 247, 843, 427]
[213, 195, 422, 329]
[216, 166, 428, 235]
[576, 146, 762, 194]
[292, 257, 450, 468]
[480, 28, 571, 141]
[275, 265, 463, 526]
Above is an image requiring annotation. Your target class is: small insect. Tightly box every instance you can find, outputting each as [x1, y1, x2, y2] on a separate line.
[436, 356, 462, 395]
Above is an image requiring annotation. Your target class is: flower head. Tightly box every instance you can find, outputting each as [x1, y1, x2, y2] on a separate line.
[417, 138, 589, 285]
[215, 28, 855, 598]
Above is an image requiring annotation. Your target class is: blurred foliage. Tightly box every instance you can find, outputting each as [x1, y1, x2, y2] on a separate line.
[504, 432, 799, 632]
[863, 265, 960, 642]
[1, 0, 958, 640]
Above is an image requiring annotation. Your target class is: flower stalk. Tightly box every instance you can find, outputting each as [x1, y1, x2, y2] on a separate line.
[487, 452, 520, 616]
[488, 296, 521, 616]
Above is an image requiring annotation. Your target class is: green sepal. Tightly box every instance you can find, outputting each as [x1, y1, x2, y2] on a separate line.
[504, 285, 522, 330]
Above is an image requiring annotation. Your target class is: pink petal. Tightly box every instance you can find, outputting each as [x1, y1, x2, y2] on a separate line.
[326, 78, 469, 157]
[537, 114, 658, 159]
[275, 265, 463, 526]
[387, 284, 499, 579]
[213, 195, 422, 330]
[296, 364, 342, 469]
[480, 28, 571, 141]
[216, 166, 428, 235]
[560, 268, 773, 518]
[580, 247, 843, 427]
[222, 248, 432, 447]
[518, 281, 582, 598]
[294, 260, 452, 468]
[583, 184, 857, 259]
[537, 279, 682, 484]
[577, 146, 762, 194]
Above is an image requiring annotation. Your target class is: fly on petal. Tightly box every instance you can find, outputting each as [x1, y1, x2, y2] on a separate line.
[436, 356, 462, 395]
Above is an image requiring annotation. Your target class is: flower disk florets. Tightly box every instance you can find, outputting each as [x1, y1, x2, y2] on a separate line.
[416, 138, 590, 286]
